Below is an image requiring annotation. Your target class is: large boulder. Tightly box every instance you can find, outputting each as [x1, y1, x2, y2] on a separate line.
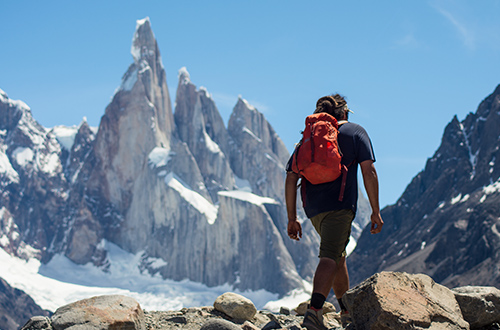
[50, 295, 144, 330]
[214, 292, 257, 321]
[452, 286, 500, 329]
[343, 271, 469, 330]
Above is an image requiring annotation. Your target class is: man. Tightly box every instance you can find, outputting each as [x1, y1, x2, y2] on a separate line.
[285, 94, 383, 329]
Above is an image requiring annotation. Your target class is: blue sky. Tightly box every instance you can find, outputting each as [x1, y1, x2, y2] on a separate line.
[2, 1, 500, 208]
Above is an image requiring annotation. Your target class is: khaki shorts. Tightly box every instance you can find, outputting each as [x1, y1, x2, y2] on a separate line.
[310, 209, 355, 263]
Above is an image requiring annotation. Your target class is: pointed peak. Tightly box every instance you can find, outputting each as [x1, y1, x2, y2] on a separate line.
[136, 17, 151, 28]
[178, 67, 191, 84]
[199, 86, 211, 99]
[131, 17, 156, 62]
[78, 116, 89, 128]
[0, 88, 31, 112]
[236, 96, 256, 112]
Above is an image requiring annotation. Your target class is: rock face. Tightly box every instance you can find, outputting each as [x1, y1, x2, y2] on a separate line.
[343, 272, 469, 330]
[0, 88, 67, 262]
[0, 17, 322, 297]
[0, 277, 50, 330]
[349, 85, 500, 288]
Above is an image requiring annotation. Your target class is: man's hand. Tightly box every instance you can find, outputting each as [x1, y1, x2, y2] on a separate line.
[370, 212, 384, 234]
[288, 219, 302, 241]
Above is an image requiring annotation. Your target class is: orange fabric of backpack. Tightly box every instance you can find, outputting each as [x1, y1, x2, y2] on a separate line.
[291, 112, 342, 185]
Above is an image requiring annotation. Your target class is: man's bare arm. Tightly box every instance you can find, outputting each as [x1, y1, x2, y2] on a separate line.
[360, 160, 384, 234]
[285, 171, 302, 240]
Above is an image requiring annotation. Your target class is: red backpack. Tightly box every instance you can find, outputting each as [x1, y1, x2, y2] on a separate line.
[291, 113, 349, 201]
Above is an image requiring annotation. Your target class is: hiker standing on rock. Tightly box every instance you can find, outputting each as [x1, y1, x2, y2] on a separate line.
[285, 94, 383, 329]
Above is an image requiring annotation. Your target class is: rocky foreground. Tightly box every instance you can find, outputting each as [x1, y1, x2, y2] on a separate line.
[21, 272, 500, 330]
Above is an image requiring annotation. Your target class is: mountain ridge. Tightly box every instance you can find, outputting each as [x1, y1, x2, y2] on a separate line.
[349, 84, 500, 288]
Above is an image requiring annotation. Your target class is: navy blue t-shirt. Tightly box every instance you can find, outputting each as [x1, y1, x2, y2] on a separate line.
[286, 122, 375, 218]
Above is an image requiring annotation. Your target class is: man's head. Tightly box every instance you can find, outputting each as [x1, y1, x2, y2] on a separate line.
[314, 94, 351, 121]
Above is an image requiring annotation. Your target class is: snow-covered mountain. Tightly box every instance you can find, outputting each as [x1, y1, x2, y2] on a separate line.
[0, 17, 372, 316]
[349, 84, 500, 288]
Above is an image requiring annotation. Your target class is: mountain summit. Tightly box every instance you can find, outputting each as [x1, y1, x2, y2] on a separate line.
[349, 85, 500, 287]
[0, 18, 323, 296]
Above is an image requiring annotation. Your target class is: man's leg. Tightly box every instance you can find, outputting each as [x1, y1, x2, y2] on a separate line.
[303, 210, 353, 330]
[332, 256, 349, 299]
[310, 256, 349, 306]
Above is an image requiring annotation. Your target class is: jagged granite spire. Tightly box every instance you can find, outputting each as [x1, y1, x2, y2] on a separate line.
[131, 17, 157, 63]
[349, 84, 500, 288]
[174, 67, 235, 201]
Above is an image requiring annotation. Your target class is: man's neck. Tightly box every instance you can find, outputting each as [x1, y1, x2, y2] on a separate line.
[337, 120, 348, 126]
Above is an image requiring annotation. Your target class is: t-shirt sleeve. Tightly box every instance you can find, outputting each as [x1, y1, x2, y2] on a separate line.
[355, 126, 376, 163]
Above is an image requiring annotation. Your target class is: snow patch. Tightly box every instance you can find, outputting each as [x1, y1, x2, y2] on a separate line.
[0, 243, 277, 312]
[178, 67, 190, 83]
[148, 147, 172, 168]
[204, 131, 222, 154]
[0, 89, 31, 112]
[40, 152, 61, 175]
[458, 122, 478, 178]
[263, 281, 311, 312]
[218, 190, 278, 206]
[491, 223, 500, 239]
[483, 179, 500, 195]
[165, 173, 218, 225]
[451, 194, 462, 204]
[144, 255, 168, 269]
[0, 147, 19, 183]
[451, 193, 469, 204]
[199, 86, 211, 99]
[50, 125, 78, 150]
[240, 97, 257, 111]
[121, 67, 138, 92]
[265, 153, 281, 166]
[243, 127, 262, 143]
[12, 147, 34, 166]
[346, 236, 357, 256]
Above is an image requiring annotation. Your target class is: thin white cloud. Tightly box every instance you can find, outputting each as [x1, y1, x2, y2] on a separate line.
[394, 33, 420, 49]
[431, 2, 475, 49]
[247, 99, 271, 114]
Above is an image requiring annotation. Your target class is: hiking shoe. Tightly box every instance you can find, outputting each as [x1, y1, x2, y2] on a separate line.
[340, 310, 353, 328]
[302, 308, 328, 330]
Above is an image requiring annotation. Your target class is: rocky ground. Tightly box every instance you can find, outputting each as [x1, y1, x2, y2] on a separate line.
[143, 307, 342, 330]
[20, 272, 500, 330]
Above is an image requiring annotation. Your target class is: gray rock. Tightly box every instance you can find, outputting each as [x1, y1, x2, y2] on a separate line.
[343, 272, 469, 330]
[280, 306, 291, 315]
[262, 320, 281, 330]
[214, 292, 257, 321]
[51, 295, 144, 330]
[453, 286, 500, 329]
[294, 300, 335, 316]
[200, 319, 241, 330]
[242, 320, 261, 330]
[21, 316, 52, 330]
